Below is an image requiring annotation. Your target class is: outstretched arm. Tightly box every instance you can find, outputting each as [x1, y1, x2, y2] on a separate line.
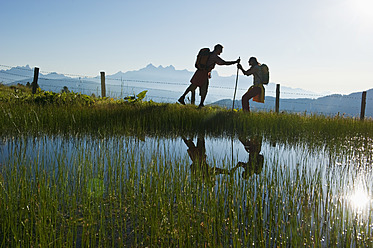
[229, 162, 246, 175]
[225, 58, 240, 66]
[237, 64, 258, 76]
[216, 56, 240, 66]
[237, 63, 246, 74]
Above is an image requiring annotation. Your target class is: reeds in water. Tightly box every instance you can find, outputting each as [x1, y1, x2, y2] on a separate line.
[1, 135, 372, 247]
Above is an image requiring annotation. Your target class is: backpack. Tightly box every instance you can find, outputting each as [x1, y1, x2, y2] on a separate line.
[195, 48, 211, 71]
[260, 64, 269, 85]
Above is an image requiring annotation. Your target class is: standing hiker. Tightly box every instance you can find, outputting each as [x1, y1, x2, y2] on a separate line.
[237, 57, 269, 112]
[178, 44, 240, 108]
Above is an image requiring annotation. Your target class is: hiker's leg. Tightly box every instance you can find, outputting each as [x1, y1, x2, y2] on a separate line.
[199, 80, 209, 107]
[241, 92, 250, 112]
[179, 84, 197, 104]
[181, 84, 197, 98]
[200, 92, 207, 107]
[196, 137, 206, 154]
[183, 139, 196, 149]
[191, 90, 196, 105]
[242, 87, 261, 112]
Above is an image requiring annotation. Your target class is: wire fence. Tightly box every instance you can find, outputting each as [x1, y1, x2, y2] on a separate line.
[0, 64, 371, 118]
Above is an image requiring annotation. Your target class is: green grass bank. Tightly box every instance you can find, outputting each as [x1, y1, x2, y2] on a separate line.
[1, 84, 372, 247]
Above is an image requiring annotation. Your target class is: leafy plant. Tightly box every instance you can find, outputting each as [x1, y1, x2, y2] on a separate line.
[123, 90, 148, 103]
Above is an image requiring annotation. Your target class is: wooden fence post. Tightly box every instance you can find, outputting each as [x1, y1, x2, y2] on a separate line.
[100, 71, 106, 98]
[32, 67, 39, 94]
[360, 91, 367, 120]
[275, 84, 280, 113]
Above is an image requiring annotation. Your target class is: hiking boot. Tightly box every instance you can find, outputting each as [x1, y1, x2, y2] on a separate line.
[197, 104, 204, 109]
[178, 97, 186, 105]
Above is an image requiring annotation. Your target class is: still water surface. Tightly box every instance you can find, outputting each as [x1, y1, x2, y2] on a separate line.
[1, 134, 372, 232]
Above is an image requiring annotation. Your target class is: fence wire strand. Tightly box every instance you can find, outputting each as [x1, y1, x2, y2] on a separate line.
[0, 64, 371, 117]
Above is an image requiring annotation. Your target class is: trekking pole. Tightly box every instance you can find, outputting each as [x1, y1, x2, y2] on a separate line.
[232, 57, 240, 111]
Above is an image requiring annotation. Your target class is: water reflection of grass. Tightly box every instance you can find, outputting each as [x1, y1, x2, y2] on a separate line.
[1, 135, 372, 247]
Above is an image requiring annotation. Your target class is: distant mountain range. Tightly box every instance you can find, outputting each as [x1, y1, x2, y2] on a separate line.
[1, 64, 372, 118]
[214, 89, 373, 118]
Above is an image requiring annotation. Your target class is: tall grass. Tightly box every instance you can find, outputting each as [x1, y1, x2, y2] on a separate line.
[1, 84, 372, 142]
[1, 101, 372, 141]
[1, 135, 372, 247]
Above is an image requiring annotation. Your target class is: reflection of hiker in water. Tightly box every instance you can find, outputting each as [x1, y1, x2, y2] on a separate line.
[182, 135, 230, 182]
[230, 135, 264, 179]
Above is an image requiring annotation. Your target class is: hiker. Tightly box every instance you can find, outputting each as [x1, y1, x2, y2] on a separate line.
[178, 44, 240, 108]
[237, 57, 268, 112]
[230, 135, 264, 179]
[182, 135, 230, 184]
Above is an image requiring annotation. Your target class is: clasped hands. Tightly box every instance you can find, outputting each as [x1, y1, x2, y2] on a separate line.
[235, 57, 243, 70]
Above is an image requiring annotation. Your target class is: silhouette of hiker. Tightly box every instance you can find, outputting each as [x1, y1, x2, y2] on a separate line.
[179, 44, 240, 108]
[237, 57, 265, 112]
[230, 135, 264, 179]
[182, 135, 230, 184]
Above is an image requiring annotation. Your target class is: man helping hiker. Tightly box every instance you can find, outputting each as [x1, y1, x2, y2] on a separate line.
[178, 44, 240, 108]
[237, 57, 269, 112]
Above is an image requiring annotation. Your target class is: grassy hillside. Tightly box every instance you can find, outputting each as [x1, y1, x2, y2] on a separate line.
[1, 83, 372, 143]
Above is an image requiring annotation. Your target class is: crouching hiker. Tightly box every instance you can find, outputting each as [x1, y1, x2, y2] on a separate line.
[178, 44, 240, 108]
[237, 57, 269, 112]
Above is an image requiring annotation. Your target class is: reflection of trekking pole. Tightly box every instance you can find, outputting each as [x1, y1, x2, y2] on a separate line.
[232, 57, 240, 111]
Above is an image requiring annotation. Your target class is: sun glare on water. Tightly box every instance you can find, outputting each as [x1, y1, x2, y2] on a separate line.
[349, 186, 370, 211]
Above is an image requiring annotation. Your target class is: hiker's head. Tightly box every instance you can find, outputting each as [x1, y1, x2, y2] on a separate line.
[248, 57, 259, 66]
[214, 44, 223, 55]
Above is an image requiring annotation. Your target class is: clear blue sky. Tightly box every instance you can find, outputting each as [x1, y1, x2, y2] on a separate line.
[1, 0, 372, 94]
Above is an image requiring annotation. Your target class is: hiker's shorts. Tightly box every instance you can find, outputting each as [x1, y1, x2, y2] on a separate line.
[199, 79, 209, 96]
